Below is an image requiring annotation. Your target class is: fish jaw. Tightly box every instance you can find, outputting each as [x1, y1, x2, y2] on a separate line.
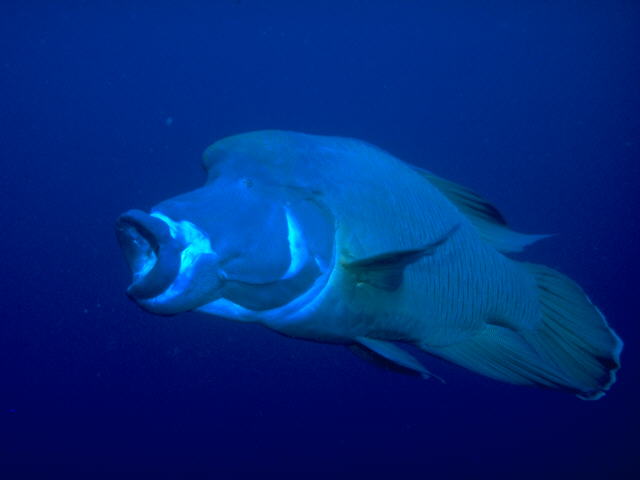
[116, 209, 223, 315]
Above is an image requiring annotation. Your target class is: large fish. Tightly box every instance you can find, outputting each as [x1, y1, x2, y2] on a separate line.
[116, 130, 622, 399]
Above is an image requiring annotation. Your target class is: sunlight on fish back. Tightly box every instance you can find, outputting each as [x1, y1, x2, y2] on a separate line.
[116, 130, 622, 400]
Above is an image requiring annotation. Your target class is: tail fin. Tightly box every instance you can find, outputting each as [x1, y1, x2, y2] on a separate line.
[521, 263, 622, 399]
[422, 263, 622, 400]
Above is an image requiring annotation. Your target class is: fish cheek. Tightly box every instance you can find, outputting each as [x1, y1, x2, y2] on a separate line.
[218, 204, 292, 284]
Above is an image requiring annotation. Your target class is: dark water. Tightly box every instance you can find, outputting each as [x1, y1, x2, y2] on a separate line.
[1, 1, 638, 477]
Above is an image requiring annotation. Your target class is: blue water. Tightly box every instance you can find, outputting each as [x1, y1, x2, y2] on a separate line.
[1, 1, 638, 477]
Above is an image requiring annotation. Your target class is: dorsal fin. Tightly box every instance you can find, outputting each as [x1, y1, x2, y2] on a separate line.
[414, 167, 551, 253]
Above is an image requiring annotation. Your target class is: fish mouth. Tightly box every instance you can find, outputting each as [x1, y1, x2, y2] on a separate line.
[115, 209, 183, 299]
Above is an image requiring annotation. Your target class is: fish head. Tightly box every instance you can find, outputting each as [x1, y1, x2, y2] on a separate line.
[116, 173, 335, 318]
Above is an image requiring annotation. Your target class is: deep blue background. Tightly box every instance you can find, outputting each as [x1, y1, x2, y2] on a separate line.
[1, 1, 638, 477]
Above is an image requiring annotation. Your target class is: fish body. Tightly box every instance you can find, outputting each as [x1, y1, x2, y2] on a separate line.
[116, 130, 622, 399]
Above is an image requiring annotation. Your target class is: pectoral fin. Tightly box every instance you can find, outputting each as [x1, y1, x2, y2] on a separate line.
[355, 337, 443, 381]
[342, 224, 459, 291]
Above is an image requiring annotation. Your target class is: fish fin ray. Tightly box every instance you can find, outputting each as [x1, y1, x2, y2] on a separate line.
[520, 262, 622, 400]
[414, 167, 551, 253]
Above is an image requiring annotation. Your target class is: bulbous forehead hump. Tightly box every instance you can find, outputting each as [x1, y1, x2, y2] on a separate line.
[202, 130, 311, 181]
[200, 129, 403, 195]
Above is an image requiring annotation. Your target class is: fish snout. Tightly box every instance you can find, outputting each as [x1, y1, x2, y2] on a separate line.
[115, 209, 183, 300]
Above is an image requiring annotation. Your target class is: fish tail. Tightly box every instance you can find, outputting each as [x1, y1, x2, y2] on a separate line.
[422, 263, 622, 399]
[519, 262, 622, 399]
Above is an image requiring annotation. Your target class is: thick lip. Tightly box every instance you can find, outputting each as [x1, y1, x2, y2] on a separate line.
[115, 209, 183, 299]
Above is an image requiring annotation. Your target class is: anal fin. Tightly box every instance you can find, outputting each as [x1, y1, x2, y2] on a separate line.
[421, 325, 572, 390]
